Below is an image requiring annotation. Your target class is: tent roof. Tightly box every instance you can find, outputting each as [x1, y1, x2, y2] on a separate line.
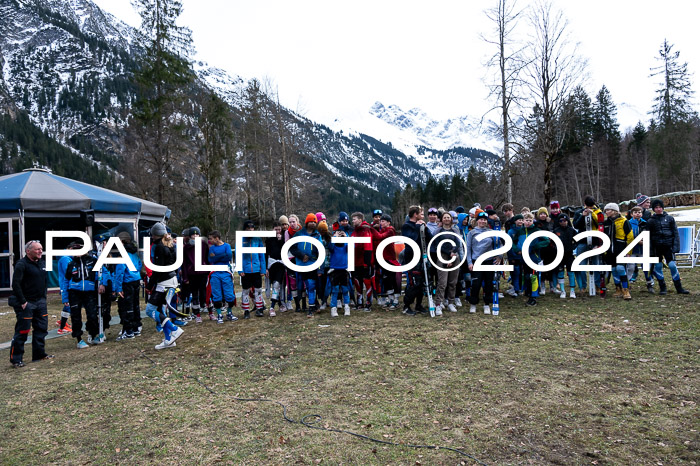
[0, 169, 167, 219]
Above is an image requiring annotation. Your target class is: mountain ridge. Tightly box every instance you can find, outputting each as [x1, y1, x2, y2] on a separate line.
[0, 0, 499, 217]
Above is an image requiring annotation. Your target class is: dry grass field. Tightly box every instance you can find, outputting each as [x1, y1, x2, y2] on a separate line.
[0, 267, 698, 464]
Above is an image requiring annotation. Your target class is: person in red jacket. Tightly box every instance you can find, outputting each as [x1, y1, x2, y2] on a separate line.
[350, 212, 395, 311]
[351, 212, 376, 310]
[376, 214, 401, 309]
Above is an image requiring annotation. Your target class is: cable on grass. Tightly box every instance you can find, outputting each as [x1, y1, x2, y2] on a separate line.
[138, 349, 157, 367]
[185, 375, 488, 465]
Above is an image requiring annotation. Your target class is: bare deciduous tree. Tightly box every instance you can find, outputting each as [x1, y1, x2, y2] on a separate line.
[522, 0, 587, 205]
[482, 0, 528, 204]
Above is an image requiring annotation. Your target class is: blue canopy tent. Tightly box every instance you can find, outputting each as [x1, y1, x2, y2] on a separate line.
[0, 168, 169, 291]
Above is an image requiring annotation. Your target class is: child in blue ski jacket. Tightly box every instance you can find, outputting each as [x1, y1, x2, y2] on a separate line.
[328, 229, 351, 317]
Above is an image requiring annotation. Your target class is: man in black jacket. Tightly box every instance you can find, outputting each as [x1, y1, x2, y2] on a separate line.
[401, 205, 433, 315]
[9, 240, 52, 368]
[647, 200, 689, 294]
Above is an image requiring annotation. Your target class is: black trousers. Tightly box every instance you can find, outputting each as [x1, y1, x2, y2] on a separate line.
[69, 289, 98, 339]
[316, 269, 328, 304]
[403, 270, 425, 307]
[100, 282, 112, 330]
[469, 270, 495, 305]
[241, 273, 263, 290]
[118, 281, 141, 334]
[10, 298, 48, 364]
[269, 262, 285, 285]
[381, 267, 402, 296]
[186, 274, 208, 311]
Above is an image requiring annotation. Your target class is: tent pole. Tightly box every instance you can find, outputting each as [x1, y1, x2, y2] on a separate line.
[19, 210, 25, 259]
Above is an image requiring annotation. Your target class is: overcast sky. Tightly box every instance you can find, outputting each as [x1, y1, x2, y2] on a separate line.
[94, 0, 699, 129]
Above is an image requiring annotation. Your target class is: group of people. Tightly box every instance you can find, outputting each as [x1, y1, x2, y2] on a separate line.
[8, 194, 692, 365]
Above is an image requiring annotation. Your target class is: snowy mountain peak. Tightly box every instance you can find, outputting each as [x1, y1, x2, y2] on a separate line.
[367, 101, 501, 154]
[193, 61, 243, 106]
[329, 102, 501, 178]
[34, 0, 134, 49]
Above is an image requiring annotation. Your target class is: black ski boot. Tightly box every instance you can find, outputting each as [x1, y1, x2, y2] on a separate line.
[646, 280, 655, 294]
[659, 280, 667, 295]
[673, 280, 689, 294]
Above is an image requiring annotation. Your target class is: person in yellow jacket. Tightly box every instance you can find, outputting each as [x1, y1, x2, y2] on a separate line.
[572, 196, 604, 294]
[603, 203, 634, 300]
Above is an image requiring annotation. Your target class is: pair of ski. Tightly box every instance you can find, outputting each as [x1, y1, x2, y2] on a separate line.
[585, 212, 607, 297]
[420, 224, 437, 317]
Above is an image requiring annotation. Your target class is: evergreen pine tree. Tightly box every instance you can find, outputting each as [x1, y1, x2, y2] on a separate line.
[127, 0, 195, 205]
[648, 40, 698, 190]
[650, 39, 696, 127]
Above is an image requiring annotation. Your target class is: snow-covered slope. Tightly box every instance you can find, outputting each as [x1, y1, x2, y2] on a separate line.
[0, 0, 501, 202]
[329, 101, 501, 177]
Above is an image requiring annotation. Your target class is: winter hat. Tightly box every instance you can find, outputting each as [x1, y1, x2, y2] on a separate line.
[476, 211, 488, 220]
[150, 222, 167, 237]
[190, 226, 201, 236]
[604, 203, 620, 212]
[117, 231, 132, 243]
[549, 201, 560, 209]
[317, 221, 329, 235]
[305, 213, 318, 225]
[455, 206, 465, 214]
[315, 212, 326, 223]
[468, 207, 477, 216]
[636, 194, 650, 205]
[449, 210, 458, 219]
[475, 208, 485, 217]
[380, 213, 392, 223]
[485, 205, 494, 211]
[485, 209, 497, 216]
[94, 233, 110, 243]
[279, 215, 289, 225]
[243, 220, 255, 229]
[338, 211, 349, 222]
[181, 228, 190, 236]
[558, 214, 570, 222]
[651, 199, 664, 210]
[68, 240, 84, 249]
[537, 207, 549, 217]
[512, 214, 524, 222]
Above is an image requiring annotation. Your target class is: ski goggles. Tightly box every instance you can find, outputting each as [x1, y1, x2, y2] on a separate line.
[427, 208, 438, 214]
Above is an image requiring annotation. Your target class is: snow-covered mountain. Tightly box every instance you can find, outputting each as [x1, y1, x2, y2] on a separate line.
[330, 102, 501, 177]
[0, 0, 500, 211]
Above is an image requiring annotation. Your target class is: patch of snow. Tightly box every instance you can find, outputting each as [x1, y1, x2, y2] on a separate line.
[668, 209, 700, 223]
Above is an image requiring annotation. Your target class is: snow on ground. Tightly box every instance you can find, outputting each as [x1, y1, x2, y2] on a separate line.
[668, 208, 700, 223]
